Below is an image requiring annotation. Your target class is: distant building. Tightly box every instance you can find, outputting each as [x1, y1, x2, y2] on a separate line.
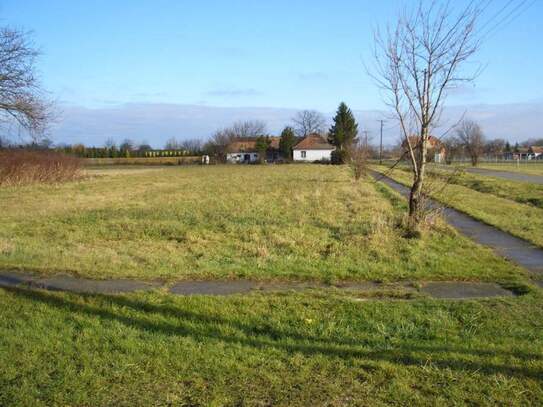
[226, 137, 281, 163]
[503, 146, 543, 160]
[402, 135, 446, 163]
[292, 134, 335, 162]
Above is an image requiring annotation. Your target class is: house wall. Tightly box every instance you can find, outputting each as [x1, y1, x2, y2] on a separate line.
[293, 149, 333, 162]
[226, 152, 259, 163]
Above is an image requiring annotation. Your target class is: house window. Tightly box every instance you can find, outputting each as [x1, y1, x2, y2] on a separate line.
[301, 151, 306, 158]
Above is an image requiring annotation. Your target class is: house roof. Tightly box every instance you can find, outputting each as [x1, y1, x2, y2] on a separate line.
[227, 137, 280, 153]
[530, 146, 543, 154]
[403, 135, 443, 149]
[293, 134, 335, 150]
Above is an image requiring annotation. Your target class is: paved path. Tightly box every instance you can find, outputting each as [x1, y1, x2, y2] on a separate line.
[466, 167, 543, 185]
[371, 171, 543, 277]
[0, 269, 518, 299]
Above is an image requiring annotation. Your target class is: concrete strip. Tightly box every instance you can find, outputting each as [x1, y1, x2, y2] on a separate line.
[0, 270, 521, 299]
[421, 282, 514, 299]
[28, 276, 161, 294]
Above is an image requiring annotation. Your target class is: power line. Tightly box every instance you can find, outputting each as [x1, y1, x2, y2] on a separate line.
[479, 0, 537, 40]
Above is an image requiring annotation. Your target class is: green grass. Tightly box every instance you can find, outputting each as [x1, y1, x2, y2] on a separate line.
[0, 165, 525, 283]
[477, 163, 543, 176]
[374, 166, 543, 248]
[1, 287, 542, 406]
[424, 166, 543, 209]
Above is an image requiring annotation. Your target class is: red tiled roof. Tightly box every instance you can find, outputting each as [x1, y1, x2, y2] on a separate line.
[227, 137, 280, 153]
[293, 134, 335, 150]
[403, 135, 442, 149]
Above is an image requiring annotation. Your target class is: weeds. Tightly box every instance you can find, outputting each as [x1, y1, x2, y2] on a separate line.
[0, 149, 82, 186]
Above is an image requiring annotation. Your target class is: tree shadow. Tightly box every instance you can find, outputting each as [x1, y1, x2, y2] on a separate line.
[4, 286, 542, 380]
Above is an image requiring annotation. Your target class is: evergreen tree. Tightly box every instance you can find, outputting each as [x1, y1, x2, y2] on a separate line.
[255, 136, 270, 163]
[504, 141, 511, 152]
[328, 102, 358, 163]
[279, 126, 296, 160]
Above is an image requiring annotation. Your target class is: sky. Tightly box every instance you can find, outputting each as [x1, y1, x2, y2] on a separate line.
[1, 0, 542, 147]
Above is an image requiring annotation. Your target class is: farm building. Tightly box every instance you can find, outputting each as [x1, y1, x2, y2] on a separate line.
[292, 134, 335, 162]
[402, 135, 446, 163]
[226, 137, 282, 163]
[503, 146, 543, 160]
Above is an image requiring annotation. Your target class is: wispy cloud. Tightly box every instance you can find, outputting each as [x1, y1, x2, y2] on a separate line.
[49, 101, 543, 148]
[205, 88, 263, 97]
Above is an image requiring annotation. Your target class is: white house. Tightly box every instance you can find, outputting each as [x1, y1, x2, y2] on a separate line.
[292, 134, 335, 162]
[226, 137, 282, 163]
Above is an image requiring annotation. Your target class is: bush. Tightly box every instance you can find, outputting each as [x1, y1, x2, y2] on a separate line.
[331, 149, 347, 165]
[0, 150, 82, 186]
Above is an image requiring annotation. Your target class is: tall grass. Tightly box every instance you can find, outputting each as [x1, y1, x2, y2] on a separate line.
[0, 149, 82, 186]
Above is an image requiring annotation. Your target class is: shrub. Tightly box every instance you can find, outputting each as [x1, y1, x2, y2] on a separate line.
[0, 149, 82, 186]
[331, 149, 347, 165]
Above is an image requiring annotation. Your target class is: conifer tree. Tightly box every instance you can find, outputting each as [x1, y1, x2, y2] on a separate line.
[328, 102, 358, 163]
[279, 126, 296, 160]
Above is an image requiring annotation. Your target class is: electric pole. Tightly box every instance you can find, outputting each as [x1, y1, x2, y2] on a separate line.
[378, 120, 385, 164]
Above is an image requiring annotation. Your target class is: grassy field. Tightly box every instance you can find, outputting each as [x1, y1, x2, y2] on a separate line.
[477, 163, 543, 176]
[1, 287, 542, 406]
[374, 166, 543, 248]
[0, 165, 526, 283]
[425, 166, 543, 209]
[1, 164, 542, 406]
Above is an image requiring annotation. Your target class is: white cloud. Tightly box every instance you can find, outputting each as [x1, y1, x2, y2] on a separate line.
[50, 101, 543, 148]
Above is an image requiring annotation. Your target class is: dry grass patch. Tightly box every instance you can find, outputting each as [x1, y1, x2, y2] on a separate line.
[0, 165, 526, 283]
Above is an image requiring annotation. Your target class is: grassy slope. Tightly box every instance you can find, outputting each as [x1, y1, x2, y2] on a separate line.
[374, 166, 543, 248]
[426, 167, 543, 209]
[478, 163, 543, 176]
[0, 287, 541, 406]
[0, 165, 524, 283]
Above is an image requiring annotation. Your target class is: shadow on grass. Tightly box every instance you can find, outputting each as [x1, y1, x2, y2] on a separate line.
[4, 286, 542, 380]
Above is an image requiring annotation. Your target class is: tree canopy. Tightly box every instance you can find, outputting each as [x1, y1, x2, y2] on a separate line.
[328, 102, 358, 150]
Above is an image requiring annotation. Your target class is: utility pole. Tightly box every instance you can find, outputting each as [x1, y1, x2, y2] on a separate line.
[377, 120, 385, 164]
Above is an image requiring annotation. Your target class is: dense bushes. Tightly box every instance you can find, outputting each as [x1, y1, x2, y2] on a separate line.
[0, 150, 82, 186]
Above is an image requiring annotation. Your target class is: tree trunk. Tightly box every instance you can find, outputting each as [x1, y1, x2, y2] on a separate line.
[408, 130, 428, 233]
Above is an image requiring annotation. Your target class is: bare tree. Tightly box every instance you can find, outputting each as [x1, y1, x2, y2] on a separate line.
[347, 139, 372, 180]
[180, 138, 203, 155]
[0, 27, 51, 137]
[292, 110, 326, 137]
[231, 120, 266, 138]
[484, 138, 505, 160]
[203, 128, 235, 163]
[164, 137, 180, 150]
[104, 137, 117, 150]
[442, 135, 463, 164]
[456, 119, 485, 166]
[372, 1, 481, 231]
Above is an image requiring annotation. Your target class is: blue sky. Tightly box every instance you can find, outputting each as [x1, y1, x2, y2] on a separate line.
[1, 0, 542, 146]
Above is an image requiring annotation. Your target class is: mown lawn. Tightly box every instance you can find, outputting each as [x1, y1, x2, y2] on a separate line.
[478, 163, 543, 176]
[426, 166, 543, 209]
[0, 165, 525, 283]
[373, 166, 543, 248]
[0, 287, 542, 406]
